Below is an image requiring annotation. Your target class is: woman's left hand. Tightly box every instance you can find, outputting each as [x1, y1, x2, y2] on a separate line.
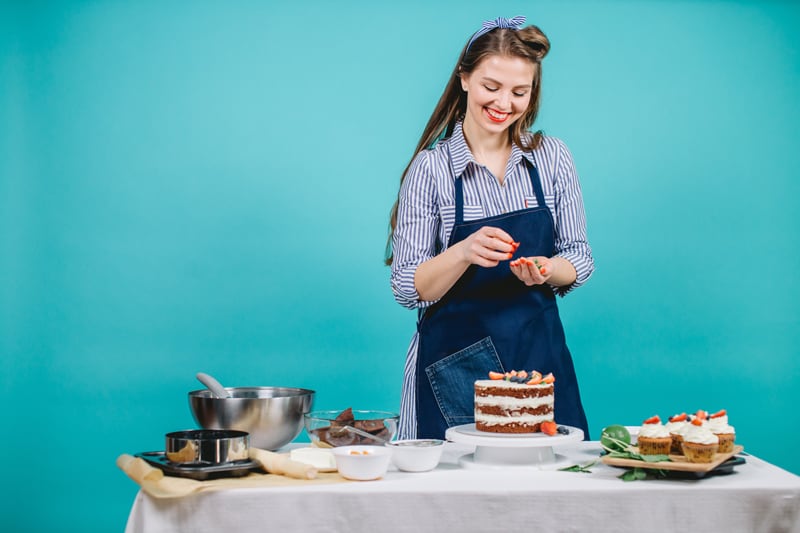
[509, 256, 552, 286]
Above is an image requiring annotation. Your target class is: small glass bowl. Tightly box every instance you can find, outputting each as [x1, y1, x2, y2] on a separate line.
[304, 409, 399, 447]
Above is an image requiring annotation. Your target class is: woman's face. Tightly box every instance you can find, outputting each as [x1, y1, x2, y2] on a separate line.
[460, 54, 535, 135]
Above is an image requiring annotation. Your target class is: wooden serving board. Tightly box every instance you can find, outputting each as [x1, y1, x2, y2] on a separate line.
[601, 445, 744, 473]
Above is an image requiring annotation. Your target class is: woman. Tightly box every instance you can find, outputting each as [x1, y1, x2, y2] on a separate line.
[388, 16, 594, 440]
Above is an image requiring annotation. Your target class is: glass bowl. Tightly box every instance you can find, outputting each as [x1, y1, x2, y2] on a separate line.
[304, 409, 399, 447]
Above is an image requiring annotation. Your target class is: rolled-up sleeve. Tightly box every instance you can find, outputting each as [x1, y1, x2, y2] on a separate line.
[390, 152, 440, 309]
[550, 139, 594, 296]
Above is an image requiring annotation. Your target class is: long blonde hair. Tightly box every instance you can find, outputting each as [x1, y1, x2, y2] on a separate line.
[385, 25, 551, 265]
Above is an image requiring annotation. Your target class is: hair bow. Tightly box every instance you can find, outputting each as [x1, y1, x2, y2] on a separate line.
[465, 15, 526, 51]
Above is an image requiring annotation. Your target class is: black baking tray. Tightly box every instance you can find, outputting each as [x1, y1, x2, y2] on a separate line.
[135, 451, 263, 481]
[667, 454, 746, 479]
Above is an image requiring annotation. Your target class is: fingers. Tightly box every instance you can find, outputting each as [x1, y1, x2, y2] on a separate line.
[509, 256, 551, 285]
[465, 227, 518, 266]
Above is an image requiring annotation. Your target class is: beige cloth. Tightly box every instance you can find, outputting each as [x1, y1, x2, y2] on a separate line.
[117, 448, 347, 499]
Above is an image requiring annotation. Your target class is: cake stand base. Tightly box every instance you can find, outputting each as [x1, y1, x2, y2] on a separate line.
[445, 423, 584, 469]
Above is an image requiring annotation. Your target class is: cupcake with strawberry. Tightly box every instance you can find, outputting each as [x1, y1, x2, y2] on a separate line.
[665, 412, 690, 455]
[706, 409, 735, 453]
[681, 417, 719, 463]
[636, 415, 672, 455]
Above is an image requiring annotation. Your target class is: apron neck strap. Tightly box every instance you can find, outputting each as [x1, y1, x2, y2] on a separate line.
[454, 157, 546, 225]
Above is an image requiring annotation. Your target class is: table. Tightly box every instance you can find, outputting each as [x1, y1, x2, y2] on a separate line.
[125, 442, 800, 533]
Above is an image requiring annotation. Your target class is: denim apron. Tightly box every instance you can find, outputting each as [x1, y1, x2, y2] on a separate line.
[415, 158, 589, 439]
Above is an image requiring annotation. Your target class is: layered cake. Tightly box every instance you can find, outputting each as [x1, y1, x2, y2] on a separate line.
[474, 370, 555, 433]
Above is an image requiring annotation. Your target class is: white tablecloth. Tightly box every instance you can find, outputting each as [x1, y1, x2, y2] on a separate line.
[125, 442, 800, 533]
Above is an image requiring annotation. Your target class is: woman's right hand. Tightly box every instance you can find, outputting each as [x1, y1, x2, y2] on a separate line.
[456, 226, 517, 268]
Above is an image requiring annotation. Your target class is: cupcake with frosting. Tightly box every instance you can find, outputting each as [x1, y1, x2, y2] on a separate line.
[707, 409, 735, 453]
[665, 412, 689, 455]
[636, 415, 672, 455]
[681, 418, 719, 463]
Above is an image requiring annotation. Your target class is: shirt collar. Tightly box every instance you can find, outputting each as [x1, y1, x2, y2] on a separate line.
[446, 121, 536, 178]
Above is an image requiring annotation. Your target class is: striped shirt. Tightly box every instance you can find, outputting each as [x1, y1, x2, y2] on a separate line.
[390, 121, 594, 439]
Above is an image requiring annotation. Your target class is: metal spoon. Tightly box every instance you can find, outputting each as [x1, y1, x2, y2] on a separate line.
[196, 372, 231, 399]
[342, 425, 389, 444]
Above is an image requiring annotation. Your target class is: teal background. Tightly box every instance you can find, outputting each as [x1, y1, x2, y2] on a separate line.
[2, 0, 798, 530]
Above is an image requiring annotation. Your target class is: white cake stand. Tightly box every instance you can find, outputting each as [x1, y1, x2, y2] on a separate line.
[445, 423, 584, 470]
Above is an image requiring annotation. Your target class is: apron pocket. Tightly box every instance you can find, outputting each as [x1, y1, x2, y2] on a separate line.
[424, 337, 503, 427]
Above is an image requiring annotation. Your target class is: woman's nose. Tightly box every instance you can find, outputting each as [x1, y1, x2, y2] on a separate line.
[496, 91, 511, 109]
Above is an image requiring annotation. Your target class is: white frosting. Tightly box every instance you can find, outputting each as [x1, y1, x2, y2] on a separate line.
[684, 424, 719, 445]
[474, 395, 553, 409]
[639, 423, 670, 438]
[474, 413, 552, 425]
[707, 417, 735, 435]
[665, 420, 688, 435]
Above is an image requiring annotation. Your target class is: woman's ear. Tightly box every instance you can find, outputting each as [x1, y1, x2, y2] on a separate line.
[459, 72, 468, 92]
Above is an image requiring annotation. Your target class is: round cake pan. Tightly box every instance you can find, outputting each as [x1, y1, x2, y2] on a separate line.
[165, 429, 250, 465]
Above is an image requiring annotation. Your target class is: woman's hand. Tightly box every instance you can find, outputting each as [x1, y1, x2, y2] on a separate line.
[510, 256, 553, 286]
[456, 226, 518, 268]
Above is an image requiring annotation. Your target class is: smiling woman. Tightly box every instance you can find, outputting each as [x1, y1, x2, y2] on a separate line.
[386, 16, 594, 442]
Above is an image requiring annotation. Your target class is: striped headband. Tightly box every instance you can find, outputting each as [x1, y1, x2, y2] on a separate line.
[465, 16, 526, 52]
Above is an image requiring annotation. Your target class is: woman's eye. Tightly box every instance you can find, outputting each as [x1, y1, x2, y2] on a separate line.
[513, 92, 528, 97]
[483, 85, 498, 92]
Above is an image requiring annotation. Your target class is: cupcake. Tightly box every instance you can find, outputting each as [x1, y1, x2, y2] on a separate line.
[665, 413, 689, 455]
[707, 409, 735, 453]
[681, 418, 719, 463]
[636, 415, 672, 455]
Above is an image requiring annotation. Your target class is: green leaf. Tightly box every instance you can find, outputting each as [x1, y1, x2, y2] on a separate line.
[639, 454, 671, 463]
[558, 460, 597, 473]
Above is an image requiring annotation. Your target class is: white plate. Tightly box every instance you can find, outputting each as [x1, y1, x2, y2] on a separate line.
[446, 423, 584, 448]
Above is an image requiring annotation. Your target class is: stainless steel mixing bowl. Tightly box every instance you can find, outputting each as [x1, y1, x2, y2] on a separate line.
[189, 387, 315, 451]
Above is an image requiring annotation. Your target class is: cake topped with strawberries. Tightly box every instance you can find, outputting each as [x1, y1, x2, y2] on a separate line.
[474, 370, 555, 434]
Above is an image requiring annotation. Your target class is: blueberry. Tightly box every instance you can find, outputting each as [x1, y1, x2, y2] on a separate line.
[557, 425, 569, 435]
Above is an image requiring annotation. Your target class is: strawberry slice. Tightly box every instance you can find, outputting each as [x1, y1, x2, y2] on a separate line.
[669, 413, 687, 423]
[542, 372, 555, 384]
[695, 409, 708, 420]
[488, 371, 505, 380]
[517, 370, 528, 380]
[540, 420, 557, 436]
[710, 409, 727, 419]
[643, 415, 661, 424]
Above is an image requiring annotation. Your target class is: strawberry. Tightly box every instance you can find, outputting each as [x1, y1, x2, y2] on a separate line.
[540, 420, 557, 436]
[542, 372, 555, 384]
[710, 409, 727, 419]
[669, 413, 687, 423]
[695, 409, 708, 420]
[517, 370, 528, 380]
[691, 417, 704, 426]
[508, 370, 518, 378]
[643, 415, 661, 424]
[488, 371, 505, 380]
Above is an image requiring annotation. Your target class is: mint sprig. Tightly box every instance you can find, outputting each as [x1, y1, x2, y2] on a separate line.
[601, 435, 671, 481]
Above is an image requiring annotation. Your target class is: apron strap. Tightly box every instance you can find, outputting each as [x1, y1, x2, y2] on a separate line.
[454, 156, 545, 224]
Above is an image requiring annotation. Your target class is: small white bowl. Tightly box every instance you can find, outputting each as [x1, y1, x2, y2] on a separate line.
[385, 439, 445, 472]
[331, 445, 392, 481]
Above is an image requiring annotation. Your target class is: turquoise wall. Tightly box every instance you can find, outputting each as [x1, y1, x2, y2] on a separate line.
[2, 1, 798, 530]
